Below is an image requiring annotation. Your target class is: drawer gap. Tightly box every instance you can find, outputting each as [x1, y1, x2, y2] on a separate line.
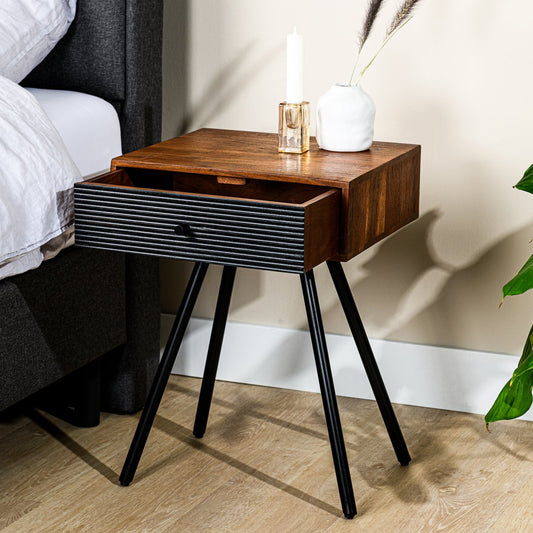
[88, 168, 334, 206]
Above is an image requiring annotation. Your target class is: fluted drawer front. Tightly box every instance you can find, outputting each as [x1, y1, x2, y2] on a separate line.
[74, 175, 339, 273]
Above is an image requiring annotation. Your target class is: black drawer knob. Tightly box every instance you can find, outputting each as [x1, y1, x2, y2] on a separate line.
[174, 223, 193, 237]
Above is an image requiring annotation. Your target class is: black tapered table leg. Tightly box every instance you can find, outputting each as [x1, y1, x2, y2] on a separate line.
[193, 265, 237, 438]
[327, 261, 411, 467]
[120, 262, 209, 486]
[300, 270, 357, 519]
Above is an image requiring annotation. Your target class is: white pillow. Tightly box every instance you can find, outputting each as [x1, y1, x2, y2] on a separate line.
[0, 74, 82, 278]
[0, 0, 77, 83]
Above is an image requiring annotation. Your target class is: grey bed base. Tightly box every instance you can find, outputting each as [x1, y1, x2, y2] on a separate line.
[0, 0, 163, 422]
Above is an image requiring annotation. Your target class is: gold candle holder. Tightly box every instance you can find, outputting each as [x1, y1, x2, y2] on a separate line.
[278, 101, 310, 154]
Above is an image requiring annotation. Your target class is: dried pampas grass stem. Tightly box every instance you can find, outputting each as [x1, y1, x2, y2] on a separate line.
[349, 0, 386, 85]
[359, 0, 386, 52]
[350, 0, 423, 86]
[387, 0, 422, 37]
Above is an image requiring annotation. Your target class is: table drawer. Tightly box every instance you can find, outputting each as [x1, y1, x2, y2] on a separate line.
[74, 169, 340, 273]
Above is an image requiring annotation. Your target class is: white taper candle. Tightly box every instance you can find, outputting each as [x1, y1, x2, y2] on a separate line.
[286, 28, 303, 103]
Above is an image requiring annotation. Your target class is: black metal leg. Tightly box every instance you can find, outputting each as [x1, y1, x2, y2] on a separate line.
[119, 262, 209, 486]
[300, 270, 357, 519]
[327, 261, 411, 467]
[193, 266, 237, 438]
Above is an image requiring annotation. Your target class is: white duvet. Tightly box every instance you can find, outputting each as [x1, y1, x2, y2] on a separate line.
[0, 74, 82, 279]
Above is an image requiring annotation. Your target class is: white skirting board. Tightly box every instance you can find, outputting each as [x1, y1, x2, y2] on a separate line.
[162, 314, 533, 422]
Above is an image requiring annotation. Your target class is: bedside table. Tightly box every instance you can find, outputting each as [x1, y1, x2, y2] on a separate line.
[75, 128, 420, 519]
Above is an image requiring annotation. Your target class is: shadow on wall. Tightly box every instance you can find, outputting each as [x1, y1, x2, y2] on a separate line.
[160, 260, 265, 317]
[384, 220, 533, 354]
[321, 210, 533, 355]
[161, 204, 533, 358]
[174, 40, 284, 135]
[176, 39, 257, 135]
[346, 210, 444, 326]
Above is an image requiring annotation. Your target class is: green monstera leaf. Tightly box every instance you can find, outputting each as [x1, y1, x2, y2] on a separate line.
[515, 164, 533, 195]
[485, 324, 533, 427]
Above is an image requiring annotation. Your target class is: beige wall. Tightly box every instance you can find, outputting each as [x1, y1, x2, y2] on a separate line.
[161, 0, 533, 355]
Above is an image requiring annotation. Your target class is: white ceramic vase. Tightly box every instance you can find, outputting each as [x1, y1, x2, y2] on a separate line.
[316, 84, 375, 152]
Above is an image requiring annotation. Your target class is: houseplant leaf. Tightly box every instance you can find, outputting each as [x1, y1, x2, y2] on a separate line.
[501, 254, 533, 300]
[517, 322, 533, 365]
[485, 324, 533, 427]
[486, 164, 533, 427]
[515, 164, 533, 194]
[485, 371, 533, 426]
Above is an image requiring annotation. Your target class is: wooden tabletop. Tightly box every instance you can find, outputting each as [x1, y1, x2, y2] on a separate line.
[112, 129, 419, 189]
[111, 128, 420, 261]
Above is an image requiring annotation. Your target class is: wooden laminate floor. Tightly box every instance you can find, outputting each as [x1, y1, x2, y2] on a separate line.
[1, 375, 532, 532]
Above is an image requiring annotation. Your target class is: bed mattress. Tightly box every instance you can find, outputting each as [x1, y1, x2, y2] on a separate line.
[27, 88, 122, 178]
[0, 88, 122, 280]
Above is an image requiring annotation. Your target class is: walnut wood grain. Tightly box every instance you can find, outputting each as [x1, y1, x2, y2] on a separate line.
[109, 128, 421, 261]
[304, 190, 340, 271]
[338, 147, 420, 260]
[111, 129, 418, 188]
[217, 176, 248, 185]
[83, 168, 336, 207]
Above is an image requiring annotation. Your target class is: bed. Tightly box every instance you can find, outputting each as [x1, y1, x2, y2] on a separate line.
[0, 0, 163, 425]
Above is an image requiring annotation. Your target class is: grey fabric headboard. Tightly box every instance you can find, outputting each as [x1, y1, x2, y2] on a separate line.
[5, 0, 165, 415]
[23, 0, 163, 154]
